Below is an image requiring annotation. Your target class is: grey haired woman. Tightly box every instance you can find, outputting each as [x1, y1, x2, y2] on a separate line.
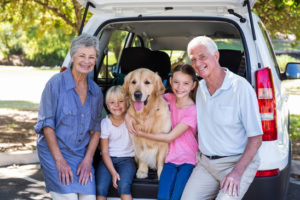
[35, 34, 103, 200]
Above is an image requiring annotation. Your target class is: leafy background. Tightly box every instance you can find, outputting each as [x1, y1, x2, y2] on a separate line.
[0, 0, 299, 67]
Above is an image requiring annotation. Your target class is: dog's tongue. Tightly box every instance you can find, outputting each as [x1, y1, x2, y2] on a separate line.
[134, 101, 144, 111]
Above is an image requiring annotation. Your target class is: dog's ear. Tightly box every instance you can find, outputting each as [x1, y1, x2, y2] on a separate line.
[121, 72, 132, 97]
[155, 72, 165, 96]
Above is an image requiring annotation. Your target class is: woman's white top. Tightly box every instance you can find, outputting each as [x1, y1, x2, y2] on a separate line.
[100, 116, 135, 157]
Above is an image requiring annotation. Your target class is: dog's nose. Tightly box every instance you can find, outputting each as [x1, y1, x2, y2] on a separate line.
[134, 91, 142, 101]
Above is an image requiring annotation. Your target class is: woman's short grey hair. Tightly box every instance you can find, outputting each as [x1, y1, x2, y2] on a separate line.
[70, 33, 100, 58]
[187, 36, 218, 56]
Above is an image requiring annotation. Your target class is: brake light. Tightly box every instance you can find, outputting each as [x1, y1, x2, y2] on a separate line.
[255, 67, 277, 141]
[60, 66, 67, 72]
[255, 169, 279, 177]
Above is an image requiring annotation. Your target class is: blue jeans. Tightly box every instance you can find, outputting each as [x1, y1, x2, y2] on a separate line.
[157, 162, 195, 200]
[96, 157, 136, 196]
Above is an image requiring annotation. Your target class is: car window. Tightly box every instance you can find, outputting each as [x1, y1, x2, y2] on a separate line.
[163, 50, 187, 70]
[215, 38, 244, 51]
[98, 30, 128, 79]
[258, 22, 281, 75]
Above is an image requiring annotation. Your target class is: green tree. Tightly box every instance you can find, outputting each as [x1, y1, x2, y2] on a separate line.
[0, 0, 82, 65]
[0, 23, 24, 62]
[0, 0, 83, 34]
[0, 0, 299, 66]
[254, 0, 300, 42]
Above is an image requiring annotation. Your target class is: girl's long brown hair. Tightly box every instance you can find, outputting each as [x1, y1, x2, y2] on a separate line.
[172, 64, 199, 102]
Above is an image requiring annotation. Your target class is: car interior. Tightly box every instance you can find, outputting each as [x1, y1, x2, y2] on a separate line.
[92, 18, 247, 197]
[95, 19, 247, 93]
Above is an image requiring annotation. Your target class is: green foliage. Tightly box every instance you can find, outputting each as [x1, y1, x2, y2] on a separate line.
[0, 20, 75, 66]
[290, 114, 300, 140]
[0, 0, 82, 34]
[276, 54, 300, 72]
[108, 31, 128, 61]
[25, 27, 76, 66]
[1, 0, 299, 66]
[272, 0, 300, 9]
[0, 0, 79, 66]
[254, 0, 300, 42]
[0, 23, 24, 58]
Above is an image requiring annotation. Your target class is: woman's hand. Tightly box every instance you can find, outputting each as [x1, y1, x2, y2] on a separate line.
[55, 158, 74, 185]
[76, 158, 93, 185]
[43, 127, 74, 185]
[125, 113, 137, 135]
[112, 172, 121, 189]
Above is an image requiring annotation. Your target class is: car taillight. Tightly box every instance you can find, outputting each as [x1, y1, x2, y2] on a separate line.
[255, 67, 277, 141]
[255, 169, 279, 177]
[60, 66, 67, 72]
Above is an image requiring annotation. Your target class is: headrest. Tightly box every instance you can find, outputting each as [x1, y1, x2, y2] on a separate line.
[119, 47, 171, 80]
[218, 49, 243, 74]
[150, 50, 171, 80]
[120, 47, 152, 74]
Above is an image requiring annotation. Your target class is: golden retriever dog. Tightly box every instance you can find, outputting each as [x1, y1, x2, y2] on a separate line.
[122, 68, 171, 179]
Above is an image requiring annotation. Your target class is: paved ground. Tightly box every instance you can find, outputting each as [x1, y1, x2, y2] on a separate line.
[0, 164, 50, 200]
[0, 164, 300, 200]
[0, 66, 58, 104]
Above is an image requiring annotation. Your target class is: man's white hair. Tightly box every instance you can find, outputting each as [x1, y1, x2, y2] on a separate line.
[187, 36, 218, 56]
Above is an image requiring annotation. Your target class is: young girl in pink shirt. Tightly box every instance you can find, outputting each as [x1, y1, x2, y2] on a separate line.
[135, 64, 198, 200]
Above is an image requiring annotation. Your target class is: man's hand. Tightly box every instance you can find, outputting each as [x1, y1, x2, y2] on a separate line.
[55, 158, 74, 185]
[76, 158, 93, 185]
[221, 168, 242, 196]
[221, 135, 262, 197]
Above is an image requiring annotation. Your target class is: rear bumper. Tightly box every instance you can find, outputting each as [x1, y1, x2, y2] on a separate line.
[243, 153, 291, 200]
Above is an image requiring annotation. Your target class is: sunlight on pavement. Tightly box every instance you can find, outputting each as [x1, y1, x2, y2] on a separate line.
[0, 164, 42, 182]
[0, 164, 51, 199]
[0, 66, 58, 103]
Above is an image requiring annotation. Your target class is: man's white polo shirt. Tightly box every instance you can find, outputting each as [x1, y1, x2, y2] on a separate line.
[196, 68, 263, 156]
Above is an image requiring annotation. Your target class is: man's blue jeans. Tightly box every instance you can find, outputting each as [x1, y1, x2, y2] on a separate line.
[157, 162, 195, 200]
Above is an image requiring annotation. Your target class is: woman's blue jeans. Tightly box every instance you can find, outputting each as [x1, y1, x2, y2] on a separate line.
[157, 162, 195, 200]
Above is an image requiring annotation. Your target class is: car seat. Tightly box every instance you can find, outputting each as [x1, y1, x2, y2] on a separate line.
[219, 49, 243, 75]
[119, 47, 171, 83]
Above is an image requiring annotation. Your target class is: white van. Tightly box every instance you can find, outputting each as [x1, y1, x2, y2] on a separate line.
[62, 0, 300, 199]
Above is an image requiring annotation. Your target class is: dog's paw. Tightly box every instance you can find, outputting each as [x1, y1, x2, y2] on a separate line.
[136, 170, 148, 179]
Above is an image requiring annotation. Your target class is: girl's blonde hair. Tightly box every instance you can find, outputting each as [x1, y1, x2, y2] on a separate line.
[105, 85, 128, 106]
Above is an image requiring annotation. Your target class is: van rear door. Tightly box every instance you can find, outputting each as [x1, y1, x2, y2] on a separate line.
[78, 0, 256, 16]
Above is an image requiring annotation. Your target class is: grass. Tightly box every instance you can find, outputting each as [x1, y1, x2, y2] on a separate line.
[0, 100, 39, 111]
[272, 40, 300, 51]
[290, 114, 300, 140]
[276, 54, 300, 72]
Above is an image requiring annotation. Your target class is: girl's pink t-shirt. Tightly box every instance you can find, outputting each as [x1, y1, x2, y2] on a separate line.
[163, 93, 198, 165]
